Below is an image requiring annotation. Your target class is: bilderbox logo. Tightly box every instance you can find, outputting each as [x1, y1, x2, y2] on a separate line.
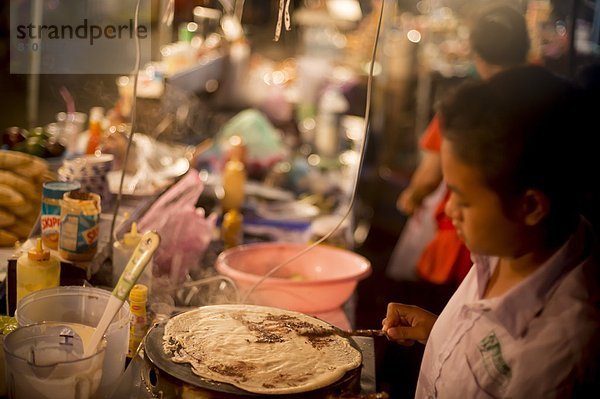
[10, 0, 152, 74]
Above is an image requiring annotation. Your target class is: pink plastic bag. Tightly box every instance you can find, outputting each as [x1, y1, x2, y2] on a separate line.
[138, 169, 217, 282]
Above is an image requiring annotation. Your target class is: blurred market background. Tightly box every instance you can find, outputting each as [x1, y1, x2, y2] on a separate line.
[1, 0, 599, 397]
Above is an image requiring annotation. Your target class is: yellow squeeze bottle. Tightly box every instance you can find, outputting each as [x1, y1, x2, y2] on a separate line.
[222, 209, 243, 249]
[16, 238, 60, 304]
[221, 135, 247, 213]
[127, 284, 149, 359]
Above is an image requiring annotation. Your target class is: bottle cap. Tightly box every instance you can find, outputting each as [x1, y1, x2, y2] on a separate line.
[42, 181, 81, 199]
[129, 284, 148, 303]
[28, 238, 50, 261]
[123, 222, 141, 247]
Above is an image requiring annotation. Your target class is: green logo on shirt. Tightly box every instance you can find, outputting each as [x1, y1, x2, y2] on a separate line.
[479, 331, 512, 386]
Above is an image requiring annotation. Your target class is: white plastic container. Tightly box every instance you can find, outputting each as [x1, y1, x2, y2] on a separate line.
[14, 286, 130, 399]
[3, 322, 106, 399]
[112, 222, 152, 290]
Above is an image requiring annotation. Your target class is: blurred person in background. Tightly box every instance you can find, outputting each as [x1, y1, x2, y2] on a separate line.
[384, 64, 600, 398]
[388, 1, 531, 290]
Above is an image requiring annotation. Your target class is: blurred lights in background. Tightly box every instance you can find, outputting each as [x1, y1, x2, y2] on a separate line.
[407, 29, 421, 43]
[339, 150, 359, 166]
[362, 61, 382, 76]
[263, 70, 289, 86]
[307, 154, 320, 166]
[326, 0, 363, 22]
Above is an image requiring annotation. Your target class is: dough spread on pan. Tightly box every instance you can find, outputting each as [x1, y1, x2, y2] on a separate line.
[162, 304, 362, 395]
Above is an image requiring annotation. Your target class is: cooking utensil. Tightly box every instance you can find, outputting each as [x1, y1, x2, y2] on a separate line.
[84, 231, 160, 357]
[297, 326, 387, 339]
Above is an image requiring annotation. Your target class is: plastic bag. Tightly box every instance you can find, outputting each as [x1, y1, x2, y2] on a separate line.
[138, 169, 217, 282]
[385, 183, 445, 281]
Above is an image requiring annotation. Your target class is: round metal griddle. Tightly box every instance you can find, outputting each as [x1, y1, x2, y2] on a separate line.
[143, 320, 363, 398]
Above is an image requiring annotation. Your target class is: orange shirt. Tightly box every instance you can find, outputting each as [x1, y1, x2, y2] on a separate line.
[419, 113, 442, 152]
[416, 113, 472, 286]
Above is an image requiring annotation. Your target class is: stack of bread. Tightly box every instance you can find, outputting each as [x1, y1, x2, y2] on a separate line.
[0, 150, 54, 247]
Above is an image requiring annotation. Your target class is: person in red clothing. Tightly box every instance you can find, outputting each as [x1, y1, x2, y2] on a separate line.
[394, 2, 531, 287]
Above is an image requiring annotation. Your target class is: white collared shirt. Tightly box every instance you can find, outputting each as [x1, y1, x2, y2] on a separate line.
[415, 220, 600, 398]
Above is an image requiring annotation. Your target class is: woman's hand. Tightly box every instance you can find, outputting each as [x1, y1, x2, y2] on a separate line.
[397, 187, 421, 215]
[382, 303, 438, 346]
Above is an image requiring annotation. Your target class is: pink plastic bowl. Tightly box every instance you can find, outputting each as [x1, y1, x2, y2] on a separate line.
[215, 242, 372, 314]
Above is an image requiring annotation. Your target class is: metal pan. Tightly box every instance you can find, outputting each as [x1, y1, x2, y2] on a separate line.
[143, 319, 363, 398]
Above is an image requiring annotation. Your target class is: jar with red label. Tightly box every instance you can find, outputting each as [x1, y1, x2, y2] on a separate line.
[41, 181, 81, 250]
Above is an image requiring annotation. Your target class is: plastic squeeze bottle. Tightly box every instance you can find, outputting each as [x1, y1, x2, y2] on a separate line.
[221, 135, 247, 213]
[86, 106, 104, 155]
[113, 222, 153, 290]
[127, 283, 149, 359]
[16, 238, 60, 304]
[222, 208, 243, 249]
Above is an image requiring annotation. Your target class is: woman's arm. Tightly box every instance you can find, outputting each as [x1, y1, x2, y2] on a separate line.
[397, 151, 443, 215]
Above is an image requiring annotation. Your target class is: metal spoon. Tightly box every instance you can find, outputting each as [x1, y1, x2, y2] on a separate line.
[297, 326, 387, 339]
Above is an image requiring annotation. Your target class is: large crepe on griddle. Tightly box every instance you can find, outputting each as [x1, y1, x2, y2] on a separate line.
[162, 304, 362, 395]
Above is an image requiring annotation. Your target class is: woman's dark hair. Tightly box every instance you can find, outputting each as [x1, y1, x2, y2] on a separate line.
[439, 65, 593, 225]
[469, 3, 530, 66]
